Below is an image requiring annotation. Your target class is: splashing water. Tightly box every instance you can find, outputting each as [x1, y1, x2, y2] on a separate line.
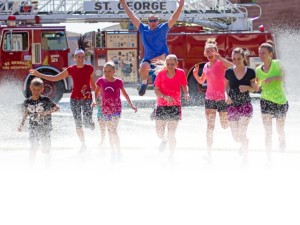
[274, 27, 300, 100]
[0, 79, 26, 148]
[0, 27, 300, 225]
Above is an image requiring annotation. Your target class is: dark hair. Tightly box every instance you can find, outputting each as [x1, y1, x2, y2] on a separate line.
[77, 34, 90, 52]
[232, 47, 247, 66]
[30, 77, 44, 87]
[259, 41, 274, 54]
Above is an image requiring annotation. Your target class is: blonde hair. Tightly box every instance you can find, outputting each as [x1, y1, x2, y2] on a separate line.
[204, 38, 218, 56]
[104, 61, 116, 70]
[155, 54, 178, 74]
[30, 77, 44, 87]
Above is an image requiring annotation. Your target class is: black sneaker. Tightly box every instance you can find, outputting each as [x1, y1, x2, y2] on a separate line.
[138, 83, 148, 96]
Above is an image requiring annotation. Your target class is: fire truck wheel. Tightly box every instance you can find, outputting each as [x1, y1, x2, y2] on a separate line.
[187, 64, 206, 105]
[25, 75, 65, 103]
[43, 80, 64, 103]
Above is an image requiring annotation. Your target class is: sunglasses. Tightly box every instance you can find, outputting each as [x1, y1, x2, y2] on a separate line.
[148, 18, 158, 23]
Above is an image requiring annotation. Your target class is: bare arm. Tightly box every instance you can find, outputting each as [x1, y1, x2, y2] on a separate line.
[18, 111, 28, 131]
[120, 0, 141, 29]
[89, 71, 96, 102]
[168, 0, 185, 28]
[181, 84, 190, 101]
[154, 86, 174, 103]
[29, 68, 69, 82]
[264, 75, 283, 84]
[224, 79, 232, 104]
[192, 64, 206, 84]
[239, 78, 258, 93]
[121, 87, 137, 112]
[215, 53, 234, 68]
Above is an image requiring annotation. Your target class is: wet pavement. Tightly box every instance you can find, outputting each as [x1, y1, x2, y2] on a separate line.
[1, 85, 300, 225]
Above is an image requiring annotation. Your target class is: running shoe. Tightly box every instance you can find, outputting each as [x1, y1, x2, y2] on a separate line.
[138, 82, 148, 96]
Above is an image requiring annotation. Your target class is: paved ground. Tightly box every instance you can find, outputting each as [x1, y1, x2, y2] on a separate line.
[1, 84, 300, 225]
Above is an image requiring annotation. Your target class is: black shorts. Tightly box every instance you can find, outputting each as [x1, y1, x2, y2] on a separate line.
[260, 99, 289, 118]
[205, 99, 227, 112]
[155, 106, 181, 121]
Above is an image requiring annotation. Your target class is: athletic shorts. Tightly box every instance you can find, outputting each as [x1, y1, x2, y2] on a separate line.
[97, 105, 104, 121]
[260, 99, 289, 118]
[155, 106, 181, 121]
[227, 102, 253, 121]
[205, 99, 227, 112]
[29, 126, 51, 152]
[140, 59, 157, 83]
[70, 98, 95, 129]
[102, 112, 121, 121]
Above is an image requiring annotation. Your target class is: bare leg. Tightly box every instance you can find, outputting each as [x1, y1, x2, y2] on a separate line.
[156, 120, 168, 151]
[261, 114, 273, 160]
[276, 117, 286, 151]
[139, 62, 151, 83]
[98, 120, 106, 146]
[238, 116, 251, 161]
[106, 117, 120, 153]
[76, 128, 85, 143]
[205, 109, 217, 154]
[167, 120, 179, 158]
[76, 128, 86, 151]
[219, 111, 229, 129]
[229, 120, 240, 143]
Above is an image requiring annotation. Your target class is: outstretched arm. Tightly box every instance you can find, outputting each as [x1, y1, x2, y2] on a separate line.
[18, 111, 28, 132]
[168, 0, 185, 28]
[29, 68, 69, 82]
[120, 0, 141, 29]
[193, 64, 206, 84]
[121, 87, 138, 112]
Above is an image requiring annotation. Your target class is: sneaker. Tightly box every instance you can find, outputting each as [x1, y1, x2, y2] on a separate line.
[138, 83, 148, 96]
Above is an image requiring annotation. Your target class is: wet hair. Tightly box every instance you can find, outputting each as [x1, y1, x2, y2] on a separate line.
[204, 38, 218, 55]
[30, 77, 44, 87]
[75, 34, 90, 55]
[77, 34, 89, 51]
[104, 61, 116, 70]
[232, 47, 247, 66]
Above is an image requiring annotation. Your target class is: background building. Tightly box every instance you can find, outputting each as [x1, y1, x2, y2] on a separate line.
[231, 0, 300, 31]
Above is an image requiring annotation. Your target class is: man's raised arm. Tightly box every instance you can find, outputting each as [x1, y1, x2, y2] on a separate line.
[120, 0, 141, 29]
[168, 0, 185, 28]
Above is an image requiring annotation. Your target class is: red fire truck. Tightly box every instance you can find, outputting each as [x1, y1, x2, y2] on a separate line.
[0, 0, 274, 103]
[86, 25, 273, 103]
[0, 15, 71, 102]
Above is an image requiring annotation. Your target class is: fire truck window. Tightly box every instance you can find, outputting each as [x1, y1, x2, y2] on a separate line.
[3, 32, 29, 51]
[41, 32, 68, 50]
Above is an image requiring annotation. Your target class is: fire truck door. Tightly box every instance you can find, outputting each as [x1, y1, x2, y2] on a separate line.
[1, 29, 32, 71]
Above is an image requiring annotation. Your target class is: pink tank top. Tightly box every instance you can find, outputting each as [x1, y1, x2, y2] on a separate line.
[203, 60, 226, 101]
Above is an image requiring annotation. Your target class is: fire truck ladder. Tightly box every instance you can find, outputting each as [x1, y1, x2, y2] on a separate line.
[0, 0, 262, 31]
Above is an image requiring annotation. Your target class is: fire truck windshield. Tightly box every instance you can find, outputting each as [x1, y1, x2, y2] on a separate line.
[41, 31, 68, 50]
[3, 32, 29, 51]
